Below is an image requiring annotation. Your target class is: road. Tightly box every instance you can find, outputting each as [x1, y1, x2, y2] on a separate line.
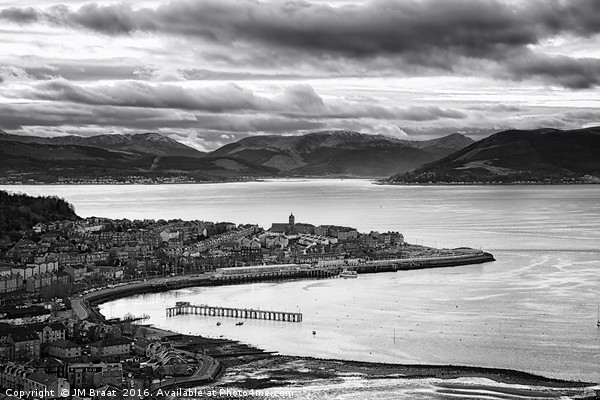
[71, 297, 89, 319]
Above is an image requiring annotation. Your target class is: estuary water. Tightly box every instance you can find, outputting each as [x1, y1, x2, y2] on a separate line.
[3, 180, 600, 385]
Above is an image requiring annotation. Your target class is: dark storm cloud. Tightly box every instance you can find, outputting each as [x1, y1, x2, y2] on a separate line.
[506, 54, 600, 89]
[2, 0, 599, 57]
[2, 0, 599, 87]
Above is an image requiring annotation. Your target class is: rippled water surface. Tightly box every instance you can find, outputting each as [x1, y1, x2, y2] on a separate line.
[4, 180, 600, 389]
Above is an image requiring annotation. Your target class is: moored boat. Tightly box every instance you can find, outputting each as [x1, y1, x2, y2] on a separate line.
[339, 269, 358, 278]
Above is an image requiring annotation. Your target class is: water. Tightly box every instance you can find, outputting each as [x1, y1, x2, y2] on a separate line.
[3, 180, 600, 386]
[4, 179, 600, 251]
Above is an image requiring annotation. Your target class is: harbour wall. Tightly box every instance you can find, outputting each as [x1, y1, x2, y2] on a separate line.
[83, 252, 495, 314]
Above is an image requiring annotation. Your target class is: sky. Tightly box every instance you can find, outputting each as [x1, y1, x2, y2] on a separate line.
[1, 0, 599, 151]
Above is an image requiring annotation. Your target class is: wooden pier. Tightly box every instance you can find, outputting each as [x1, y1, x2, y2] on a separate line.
[166, 302, 302, 322]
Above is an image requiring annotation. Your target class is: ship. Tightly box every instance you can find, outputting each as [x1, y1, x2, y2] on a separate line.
[339, 269, 358, 278]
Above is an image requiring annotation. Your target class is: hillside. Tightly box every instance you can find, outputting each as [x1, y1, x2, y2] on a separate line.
[0, 130, 475, 182]
[0, 131, 205, 158]
[209, 130, 474, 177]
[388, 127, 600, 183]
[0, 190, 80, 243]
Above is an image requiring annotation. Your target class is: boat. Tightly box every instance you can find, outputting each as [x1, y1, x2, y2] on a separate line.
[312, 330, 316, 335]
[236, 321, 244, 326]
[216, 322, 221, 326]
[339, 269, 358, 278]
[597, 305, 600, 327]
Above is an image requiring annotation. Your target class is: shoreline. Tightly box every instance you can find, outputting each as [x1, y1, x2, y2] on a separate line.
[137, 325, 598, 394]
[81, 265, 599, 393]
[3, 178, 600, 186]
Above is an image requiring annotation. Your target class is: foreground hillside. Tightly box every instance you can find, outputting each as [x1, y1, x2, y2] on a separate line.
[0, 190, 80, 243]
[388, 127, 600, 184]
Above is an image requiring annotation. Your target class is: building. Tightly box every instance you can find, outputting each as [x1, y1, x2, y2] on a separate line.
[0, 362, 32, 390]
[89, 337, 131, 361]
[28, 322, 67, 343]
[24, 371, 70, 399]
[270, 213, 296, 234]
[7, 329, 41, 361]
[46, 340, 81, 360]
[66, 362, 123, 389]
[26, 358, 65, 378]
[337, 229, 359, 241]
[293, 223, 315, 235]
[64, 265, 87, 283]
[0, 274, 24, 294]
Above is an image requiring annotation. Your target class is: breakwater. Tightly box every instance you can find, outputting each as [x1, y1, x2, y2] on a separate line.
[83, 251, 495, 311]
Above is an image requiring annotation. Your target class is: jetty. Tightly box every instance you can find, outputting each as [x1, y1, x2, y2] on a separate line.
[166, 302, 303, 322]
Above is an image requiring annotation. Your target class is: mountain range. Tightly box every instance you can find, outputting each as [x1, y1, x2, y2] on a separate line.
[2, 127, 599, 183]
[388, 127, 600, 183]
[0, 130, 473, 181]
[208, 130, 474, 177]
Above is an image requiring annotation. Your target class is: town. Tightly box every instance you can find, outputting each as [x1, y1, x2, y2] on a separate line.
[0, 210, 492, 400]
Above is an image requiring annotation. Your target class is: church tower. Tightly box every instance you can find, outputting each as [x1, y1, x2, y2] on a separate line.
[289, 213, 295, 228]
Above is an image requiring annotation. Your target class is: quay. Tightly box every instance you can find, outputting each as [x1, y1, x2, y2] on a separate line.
[166, 301, 303, 322]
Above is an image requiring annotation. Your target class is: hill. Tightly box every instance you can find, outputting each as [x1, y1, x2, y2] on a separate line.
[0, 130, 474, 182]
[0, 132, 205, 158]
[209, 130, 474, 177]
[0, 132, 278, 183]
[388, 127, 600, 183]
[0, 190, 80, 243]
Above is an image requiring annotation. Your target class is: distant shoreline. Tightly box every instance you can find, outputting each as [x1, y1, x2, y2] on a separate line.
[2, 177, 599, 185]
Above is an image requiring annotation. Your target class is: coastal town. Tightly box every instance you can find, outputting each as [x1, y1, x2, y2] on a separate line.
[0, 195, 495, 400]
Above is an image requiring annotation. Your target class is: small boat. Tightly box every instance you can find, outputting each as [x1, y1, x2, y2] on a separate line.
[236, 321, 244, 326]
[339, 269, 358, 278]
[597, 305, 600, 327]
[312, 330, 316, 335]
[216, 322, 221, 326]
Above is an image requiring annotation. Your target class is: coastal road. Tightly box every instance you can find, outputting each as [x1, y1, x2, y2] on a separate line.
[71, 297, 89, 319]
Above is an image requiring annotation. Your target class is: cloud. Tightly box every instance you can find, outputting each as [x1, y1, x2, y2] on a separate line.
[506, 54, 600, 89]
[29, 79, 270, 112]
[0, 7, 40, 23]
[1, 0, 600, 88]
[20, 79, 469, 123]
[2, 1, 599, 65]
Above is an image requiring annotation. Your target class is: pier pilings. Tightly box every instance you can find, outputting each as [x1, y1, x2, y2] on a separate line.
[166, 303, 303, 322]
